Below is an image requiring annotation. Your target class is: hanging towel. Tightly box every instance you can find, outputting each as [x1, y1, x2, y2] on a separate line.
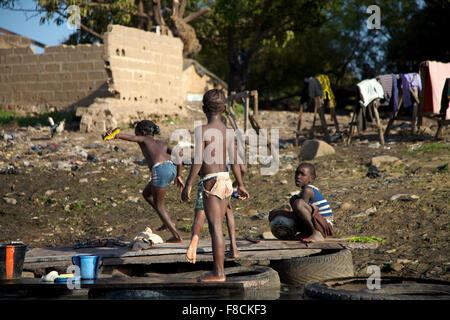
[401, 74, 413, 108]
[441, 78, 450, 115]
[316, 74, 336, 107]
[422, 61, 450, 119]
[376, 74, 393, 102]
[392, 74, 399, 111]
[300, 77, 323, 105]
[404, 73, 422, 91]
[357, 79, 384, 107]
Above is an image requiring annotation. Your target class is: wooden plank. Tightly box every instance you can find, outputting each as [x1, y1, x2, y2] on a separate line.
[23, 239, 377, 270]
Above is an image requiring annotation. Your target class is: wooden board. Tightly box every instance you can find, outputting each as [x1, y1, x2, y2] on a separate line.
[23, 239, 377, 270]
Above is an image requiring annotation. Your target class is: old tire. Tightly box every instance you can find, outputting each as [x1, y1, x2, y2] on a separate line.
[225, 265, 280, 290]
[270, 249, 354, 286]
[88, 265, 280, 300]
[304, 276, 450, 300]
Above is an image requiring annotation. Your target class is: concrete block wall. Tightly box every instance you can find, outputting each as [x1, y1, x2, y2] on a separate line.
[0, 25, 191, 132]
[103, 24, 184, 107]
[0, 34, 32, 49]
[0, 43, 110, 113]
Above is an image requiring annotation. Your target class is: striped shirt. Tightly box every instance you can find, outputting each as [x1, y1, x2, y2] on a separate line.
[300, 185, 333, 224]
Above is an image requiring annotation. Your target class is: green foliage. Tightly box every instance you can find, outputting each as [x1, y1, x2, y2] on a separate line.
[0, 109, 77, 129]
[232, 103, 245, 116]
[2, 0, 448, 105]
[0, 109, 16, 126]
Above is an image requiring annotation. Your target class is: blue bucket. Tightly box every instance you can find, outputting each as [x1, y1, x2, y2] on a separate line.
[72, 255, 102, 280]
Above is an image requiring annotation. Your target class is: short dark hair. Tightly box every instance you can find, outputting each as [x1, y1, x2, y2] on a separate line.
[134, 120, 160, 136]
[202, 89, 226, 114]
[297, 162, 316, 179]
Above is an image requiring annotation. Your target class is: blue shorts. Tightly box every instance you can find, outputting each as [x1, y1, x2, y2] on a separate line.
[150, 161, 176, 188]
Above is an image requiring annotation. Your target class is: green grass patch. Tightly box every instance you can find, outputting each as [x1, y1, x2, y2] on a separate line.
[407, 142, 449, 155]
[160, 116, 184, 125]
[0, 109, 78, 129]
[231, 103, 245, 116]
[0, 109, 16, 125]
[345, 236, 386, 243]
[74, 201, 85, 209]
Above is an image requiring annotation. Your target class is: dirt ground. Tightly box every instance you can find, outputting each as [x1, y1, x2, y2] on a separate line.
[1, 108, 449, 281]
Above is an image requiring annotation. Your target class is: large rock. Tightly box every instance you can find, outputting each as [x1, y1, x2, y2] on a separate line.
[299, 139, 335, 160]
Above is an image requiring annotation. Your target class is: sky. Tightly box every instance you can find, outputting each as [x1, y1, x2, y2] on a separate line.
[0, 0, 74, 53]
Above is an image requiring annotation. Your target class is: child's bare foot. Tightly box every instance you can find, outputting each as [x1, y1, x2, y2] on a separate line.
[166, 236, 183, 243]
[196, 272, 226, 282]
[186, 235, 199, 264]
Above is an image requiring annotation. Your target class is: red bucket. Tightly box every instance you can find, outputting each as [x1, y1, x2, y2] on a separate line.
[0, 242, 27, 280]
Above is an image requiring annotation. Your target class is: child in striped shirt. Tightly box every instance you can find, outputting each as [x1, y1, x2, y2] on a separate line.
[269, 162, 334, 241]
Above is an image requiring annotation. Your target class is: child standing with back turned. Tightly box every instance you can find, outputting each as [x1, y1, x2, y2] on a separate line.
[181, 89, 249, 282]
[104, 120, 184, 243]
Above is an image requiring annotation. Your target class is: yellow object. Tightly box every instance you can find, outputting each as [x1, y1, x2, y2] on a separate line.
[103, 128, 120, 141]
[58, 274, 74, 278]
[316, 74, 336, 108]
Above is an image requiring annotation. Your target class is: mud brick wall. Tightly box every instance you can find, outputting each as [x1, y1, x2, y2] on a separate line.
[103, 24, 184, 107]
[0, 43, 110, 113]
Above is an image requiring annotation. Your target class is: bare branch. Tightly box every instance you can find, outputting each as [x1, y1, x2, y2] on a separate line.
[172, 0, 179, 17]
[153, 0, 166, 26]
[179, 0, 187, 18]
[183, 7, 210, 24]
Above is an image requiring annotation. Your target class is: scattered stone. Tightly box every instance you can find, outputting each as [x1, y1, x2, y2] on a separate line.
[79, 178, 89, 183]
[280, 179, 288, 185]
[21, 271, 35, 278]
[127, 196, 140, 203]
[299, 139, 335, 160]
[390, 194, 420, 201]
[3, 197, 17, 205]
[366, 165, 380, 178]
[340, 202, 353, 210]
[368, 142, 380, 149]
[397, 259, 413, 264]
[87, 154, 100, 162]
[251, 211, 270, 220]
[390, 263, 404, 272]
[371, 155, 401, 167]
[262, 231, 277, 239]
[45, 190, 57, 197]
[55, 161, 71, 170]
[350, 207, 376, 218]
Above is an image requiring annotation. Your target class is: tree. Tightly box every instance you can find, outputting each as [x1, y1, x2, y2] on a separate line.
[385, 0, 450, 73]
[193, 0, 330, 93]
[0, 0, 211, 57]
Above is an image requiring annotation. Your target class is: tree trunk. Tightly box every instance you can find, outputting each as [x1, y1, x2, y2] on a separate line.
[137, 0, 145, 29]
[227, 27, 252, 93]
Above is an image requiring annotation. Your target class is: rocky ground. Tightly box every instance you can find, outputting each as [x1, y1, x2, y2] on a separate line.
[1, 108, 449, 281]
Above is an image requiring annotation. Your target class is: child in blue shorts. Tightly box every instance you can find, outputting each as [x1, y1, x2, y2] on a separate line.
[104, 120, 184, 243]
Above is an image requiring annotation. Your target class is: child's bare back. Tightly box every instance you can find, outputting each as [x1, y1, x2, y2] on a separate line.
[137, 136, 172, 170]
